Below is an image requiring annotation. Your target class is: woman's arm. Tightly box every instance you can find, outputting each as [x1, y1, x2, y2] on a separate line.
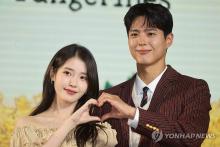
[42, 99, 100, 147]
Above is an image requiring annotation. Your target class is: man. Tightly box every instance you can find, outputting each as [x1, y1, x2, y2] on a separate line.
[98, 2, 211, 147]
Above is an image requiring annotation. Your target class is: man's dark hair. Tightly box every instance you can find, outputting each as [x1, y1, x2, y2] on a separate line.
[124, 3, 173, 37]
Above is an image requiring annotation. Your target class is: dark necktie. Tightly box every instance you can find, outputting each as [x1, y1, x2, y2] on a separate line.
[140, 86, 149, 107]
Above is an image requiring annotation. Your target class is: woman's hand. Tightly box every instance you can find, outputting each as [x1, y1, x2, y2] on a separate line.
[68, 98, 101, 127]
[43, 99, 100, 147]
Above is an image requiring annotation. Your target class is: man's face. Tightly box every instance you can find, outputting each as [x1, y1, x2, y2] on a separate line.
[128, 16, 173, 67]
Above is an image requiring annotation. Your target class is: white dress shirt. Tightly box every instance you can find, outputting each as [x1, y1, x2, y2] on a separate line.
[128, 66, 167, 147]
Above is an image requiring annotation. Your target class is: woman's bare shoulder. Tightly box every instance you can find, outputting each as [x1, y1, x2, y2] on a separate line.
[15, 112, 50, 128]
[15, 116, 36, 128]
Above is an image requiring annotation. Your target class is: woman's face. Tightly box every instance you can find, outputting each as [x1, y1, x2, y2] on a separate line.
[51, 56, 88, 106]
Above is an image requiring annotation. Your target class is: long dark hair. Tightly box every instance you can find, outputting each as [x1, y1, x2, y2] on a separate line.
[30, 44, 101, 147]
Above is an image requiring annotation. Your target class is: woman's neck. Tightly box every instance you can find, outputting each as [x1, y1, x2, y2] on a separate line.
[49, 98, 77, 119]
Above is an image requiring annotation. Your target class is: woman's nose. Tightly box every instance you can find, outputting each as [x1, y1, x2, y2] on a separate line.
[69, 76, 77, 87]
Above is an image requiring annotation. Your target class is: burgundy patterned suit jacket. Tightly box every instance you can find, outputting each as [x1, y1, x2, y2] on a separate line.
[101, 65, 211, 147]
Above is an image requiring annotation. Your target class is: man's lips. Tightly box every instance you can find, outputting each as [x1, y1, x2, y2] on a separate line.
[136, 49, 151, 54]
[64, 88, 77, 95]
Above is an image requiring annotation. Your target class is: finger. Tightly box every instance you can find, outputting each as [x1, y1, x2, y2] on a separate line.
[98, 92, 112, 100]
[97, 92, 106, 102]
[97, 94, 106, 106]
[101, 112, 114, 122]
[85, 98, 98, 107]
[98, 93, 114, 106]
[87, 116, 101, 122]
[98, 98, 112, 107]
[77, 99, 97, 113]
[101, 92, 112, 96]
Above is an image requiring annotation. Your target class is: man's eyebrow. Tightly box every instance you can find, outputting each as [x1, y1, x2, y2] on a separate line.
[129, 28, 157, 32]
[145, 28, 157, 31]
[129, 29, 139, 32]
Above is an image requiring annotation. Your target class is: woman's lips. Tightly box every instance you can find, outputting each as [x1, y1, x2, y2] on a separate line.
[64, 88, 77, 95]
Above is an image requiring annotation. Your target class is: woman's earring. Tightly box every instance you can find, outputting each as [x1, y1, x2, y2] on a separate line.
[51, 80, 54, 85]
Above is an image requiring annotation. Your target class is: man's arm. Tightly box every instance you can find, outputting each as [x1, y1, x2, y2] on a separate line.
[98, 80, 211, 147]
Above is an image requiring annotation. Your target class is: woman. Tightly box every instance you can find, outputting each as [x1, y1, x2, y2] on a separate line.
[10, 44, 117, 147]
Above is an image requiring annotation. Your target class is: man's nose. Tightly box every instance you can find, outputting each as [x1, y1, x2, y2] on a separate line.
[138, 33, 148, 46]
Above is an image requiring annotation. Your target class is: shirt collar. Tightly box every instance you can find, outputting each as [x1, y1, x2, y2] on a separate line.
[135, 66, 167, 95]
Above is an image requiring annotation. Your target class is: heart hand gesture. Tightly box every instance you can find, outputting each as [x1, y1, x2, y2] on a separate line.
[98, 92, 136, 122]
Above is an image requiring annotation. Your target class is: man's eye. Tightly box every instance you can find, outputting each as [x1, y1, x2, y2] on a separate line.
[130, 33, 138, 37]
[148, 32, 156, 36]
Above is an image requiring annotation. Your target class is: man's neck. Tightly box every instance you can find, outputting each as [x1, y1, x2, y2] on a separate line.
[137, 63, 166, 85]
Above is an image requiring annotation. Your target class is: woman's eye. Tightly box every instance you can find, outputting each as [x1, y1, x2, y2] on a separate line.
[80, 76, 87, 80]
[63, 71, 71, 76]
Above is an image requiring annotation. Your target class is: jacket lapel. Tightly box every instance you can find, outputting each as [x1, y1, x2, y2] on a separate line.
[148, 65, 179, 112]
[120, 74, 136, 107]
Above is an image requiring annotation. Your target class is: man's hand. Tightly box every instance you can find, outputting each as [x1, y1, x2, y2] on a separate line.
[98, 92, 136, 121]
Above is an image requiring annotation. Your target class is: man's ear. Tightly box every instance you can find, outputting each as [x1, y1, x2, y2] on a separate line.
[166, 33, 174, 48]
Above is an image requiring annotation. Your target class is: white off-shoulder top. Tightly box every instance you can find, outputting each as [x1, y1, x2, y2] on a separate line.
[10, 122, 117, 147]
